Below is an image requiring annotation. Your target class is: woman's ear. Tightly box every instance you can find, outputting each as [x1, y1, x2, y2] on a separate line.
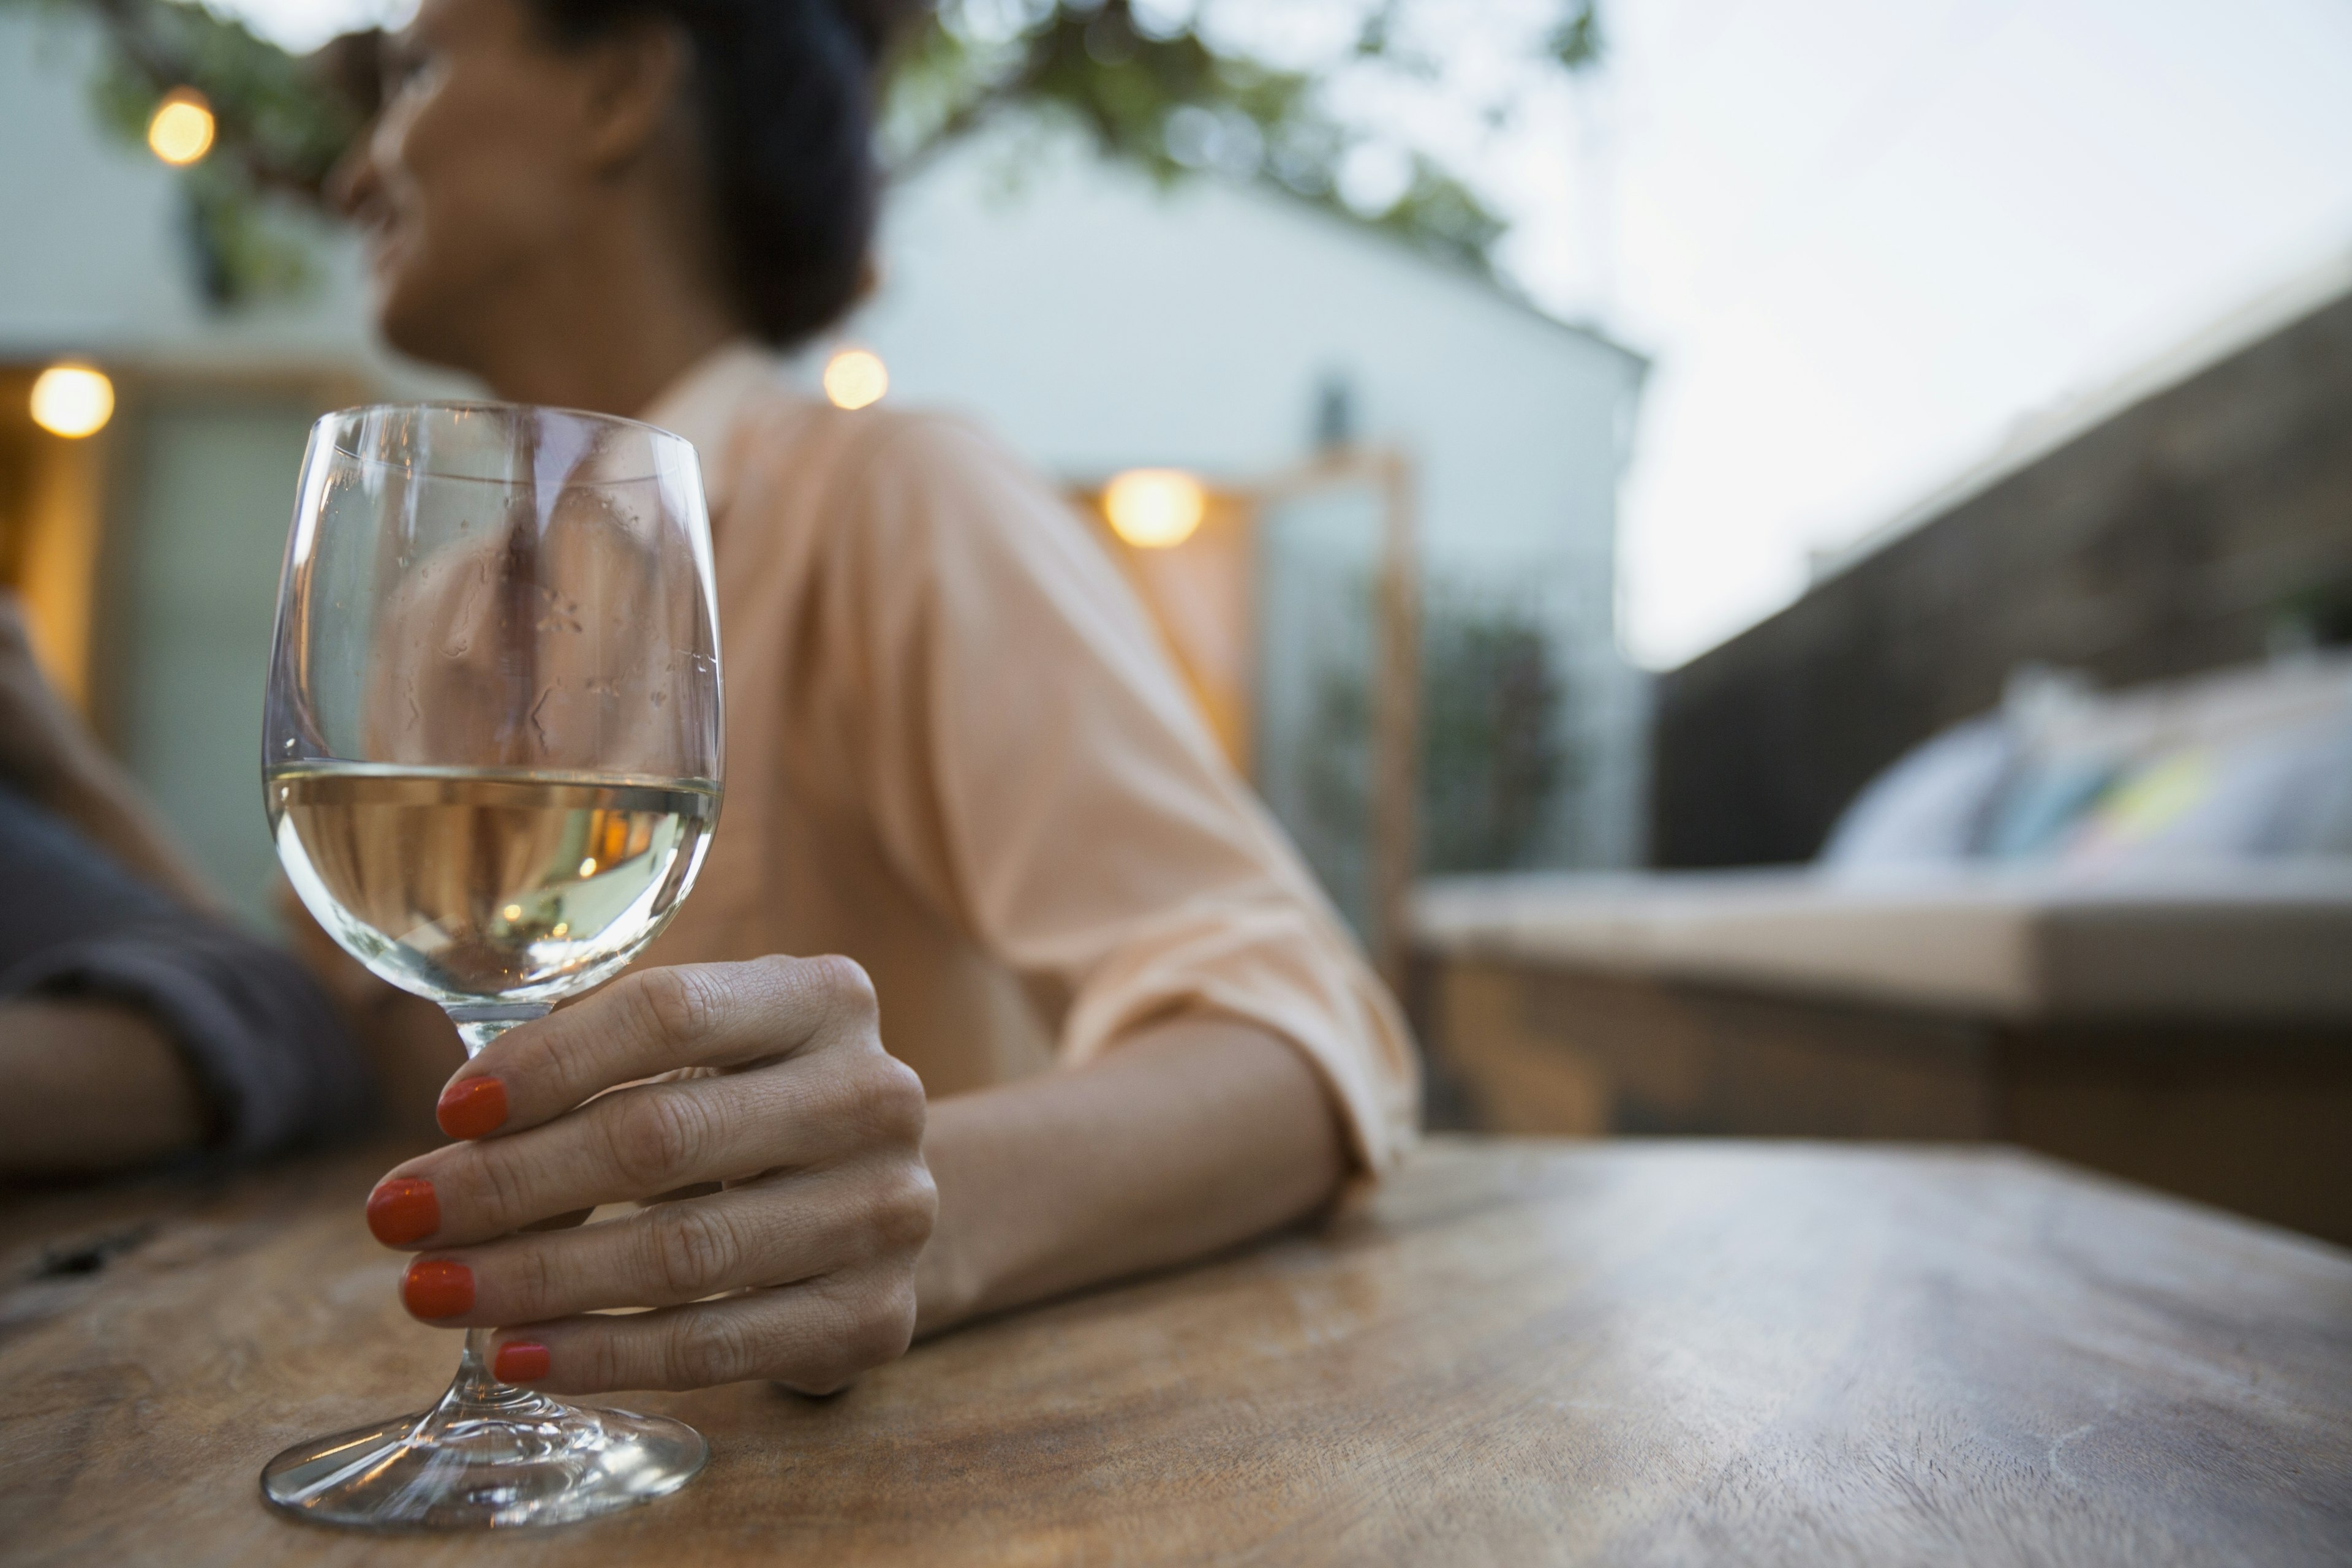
[572, 18, 692, 174]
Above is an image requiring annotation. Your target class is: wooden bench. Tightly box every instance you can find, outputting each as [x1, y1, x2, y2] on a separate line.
[1415, 868, 2352, 1245]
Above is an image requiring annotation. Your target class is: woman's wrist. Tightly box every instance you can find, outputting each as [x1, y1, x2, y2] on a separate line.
[911, 1085, 1025, 1336]
[906, 1018, 1348, 1341]
[911, 1186, 982, 1338]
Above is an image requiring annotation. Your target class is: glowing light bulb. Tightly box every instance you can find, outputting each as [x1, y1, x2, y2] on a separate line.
[146, 89, 216, 167]
[823, 348, 888, 410]
[502, 904, 524, 922]
[29, 364, 114, 439]
[578, 858, 598, 878]
[1102, 469, 1206, 549]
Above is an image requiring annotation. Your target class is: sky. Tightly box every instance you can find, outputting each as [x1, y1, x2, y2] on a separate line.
[1528, 0, 2352, 668]
[211, 0, 2352, 669]
[204, 0, 409, 50]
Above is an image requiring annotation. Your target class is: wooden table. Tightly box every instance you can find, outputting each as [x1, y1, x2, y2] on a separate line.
[4, 1137, 2348, 1565]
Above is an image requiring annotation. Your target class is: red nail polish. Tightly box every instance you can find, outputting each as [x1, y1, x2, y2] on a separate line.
[437, 1076, 508, 1140]
[402, 1258, 474, 1319]
[494, 1341, 551, 1382]
[366, 1178, 439, 1246]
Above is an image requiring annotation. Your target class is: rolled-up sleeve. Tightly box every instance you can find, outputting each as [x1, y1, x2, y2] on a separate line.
[0, 787, 372, 1158]
[826, 417, 1420, 1176]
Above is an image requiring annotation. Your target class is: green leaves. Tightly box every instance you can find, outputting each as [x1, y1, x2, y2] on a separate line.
[1420, 589, 1574, 875]
[96, 0, 357, 193]
[884, 0, 1600, 276]
[36, 0, 1604, 306]
[181, 159, 320, 304]
[1545, 0, 1601, 72]
[12, 0, 361, 306]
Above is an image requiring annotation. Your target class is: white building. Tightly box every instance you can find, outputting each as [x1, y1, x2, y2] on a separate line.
[0, 6, 1647, 928]
[845, 131, 1651, 890]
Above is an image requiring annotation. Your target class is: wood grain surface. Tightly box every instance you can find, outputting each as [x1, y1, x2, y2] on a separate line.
[4, 1137, 2348, 1566]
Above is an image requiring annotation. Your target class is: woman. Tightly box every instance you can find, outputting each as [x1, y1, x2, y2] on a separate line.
[329, 0, 1415, 1395]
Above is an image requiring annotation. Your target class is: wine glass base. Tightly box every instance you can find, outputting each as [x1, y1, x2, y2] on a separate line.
[260, 1366, 706, 1531]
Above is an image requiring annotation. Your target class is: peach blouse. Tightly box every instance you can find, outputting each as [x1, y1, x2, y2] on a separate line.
[636, 345, 1417, 1175]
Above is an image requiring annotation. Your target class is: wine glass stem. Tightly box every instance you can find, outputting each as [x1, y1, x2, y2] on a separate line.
[440, 1002, 556, 1400]
[458, 1327, 497, 1390]
[414, 1326, 552, 1434]
[447, 1003, 553, 1059]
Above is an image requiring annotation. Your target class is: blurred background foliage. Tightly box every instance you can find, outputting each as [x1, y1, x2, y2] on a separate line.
[1303, 582, 1574, 917]
[1416, 587, 1572, 873]
[886, 0, 1601, 271]
[5, 0, 371, 303]
[9, 0, 1601, 308]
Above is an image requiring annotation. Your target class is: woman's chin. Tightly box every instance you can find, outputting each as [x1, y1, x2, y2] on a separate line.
[374, 287, 472, 375]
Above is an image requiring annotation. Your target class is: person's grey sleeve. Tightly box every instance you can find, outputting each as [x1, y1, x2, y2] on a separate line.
[0, 786, 374, 1157]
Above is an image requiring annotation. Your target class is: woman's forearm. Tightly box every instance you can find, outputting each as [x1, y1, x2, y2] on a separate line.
[0, 1000, 207, 1173]
[913, 1016, 1348, 1336]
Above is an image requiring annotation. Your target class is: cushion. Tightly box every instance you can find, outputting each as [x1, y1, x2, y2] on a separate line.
[1819, 718, 2013, 869]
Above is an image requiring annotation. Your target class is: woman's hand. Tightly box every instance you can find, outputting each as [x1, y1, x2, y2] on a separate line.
[363, 956, 934, 1395]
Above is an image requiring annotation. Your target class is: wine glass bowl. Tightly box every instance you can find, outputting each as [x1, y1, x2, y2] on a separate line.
[270, 767, 720, 1012]
[257, 402, 722, 1530]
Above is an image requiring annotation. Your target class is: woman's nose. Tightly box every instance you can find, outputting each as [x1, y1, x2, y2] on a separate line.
[315, 28, 386, 221]
[325, 134, 377, 220]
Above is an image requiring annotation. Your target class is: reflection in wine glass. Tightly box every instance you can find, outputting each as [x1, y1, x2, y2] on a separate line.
[257, 402, 722, 1531]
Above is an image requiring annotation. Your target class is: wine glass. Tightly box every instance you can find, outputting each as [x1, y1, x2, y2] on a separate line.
[256, 402, 723, 1530]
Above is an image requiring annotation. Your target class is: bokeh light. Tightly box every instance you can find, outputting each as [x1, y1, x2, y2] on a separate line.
[1103, 469, 1206, 549]
[29, 364, 115, 439]
[146, 89, 216, 167]
[823, 348, 888, 410]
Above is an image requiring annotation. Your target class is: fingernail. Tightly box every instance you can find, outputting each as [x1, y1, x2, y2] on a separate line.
[365, 1178, 439, 1246]
[402, 1258, 474, 1319]
[494, 1340, 551, 1382]
[437, 1076, 508, 1140]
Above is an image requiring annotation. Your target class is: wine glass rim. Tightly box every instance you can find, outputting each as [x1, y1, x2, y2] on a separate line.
[321, 399, 695, 480]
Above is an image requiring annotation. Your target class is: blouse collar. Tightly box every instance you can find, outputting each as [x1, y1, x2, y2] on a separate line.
[638, 338, 785, 515]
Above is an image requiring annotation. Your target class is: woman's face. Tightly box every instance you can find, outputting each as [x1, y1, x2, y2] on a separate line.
[336, 0, 598, 371]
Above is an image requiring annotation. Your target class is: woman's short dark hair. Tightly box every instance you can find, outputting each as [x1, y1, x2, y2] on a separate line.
[525, 0, 914, 348]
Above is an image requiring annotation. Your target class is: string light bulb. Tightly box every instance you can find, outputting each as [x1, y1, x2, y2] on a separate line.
[822, 348, 888, 410]
[1102, 469, 1207, 549]
[146, 89, 216, 167]
[29, 364, 115, 439]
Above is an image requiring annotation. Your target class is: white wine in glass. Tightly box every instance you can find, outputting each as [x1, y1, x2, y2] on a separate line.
[271, 765, 719, 1006]
[258, 402, 723, 1531]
